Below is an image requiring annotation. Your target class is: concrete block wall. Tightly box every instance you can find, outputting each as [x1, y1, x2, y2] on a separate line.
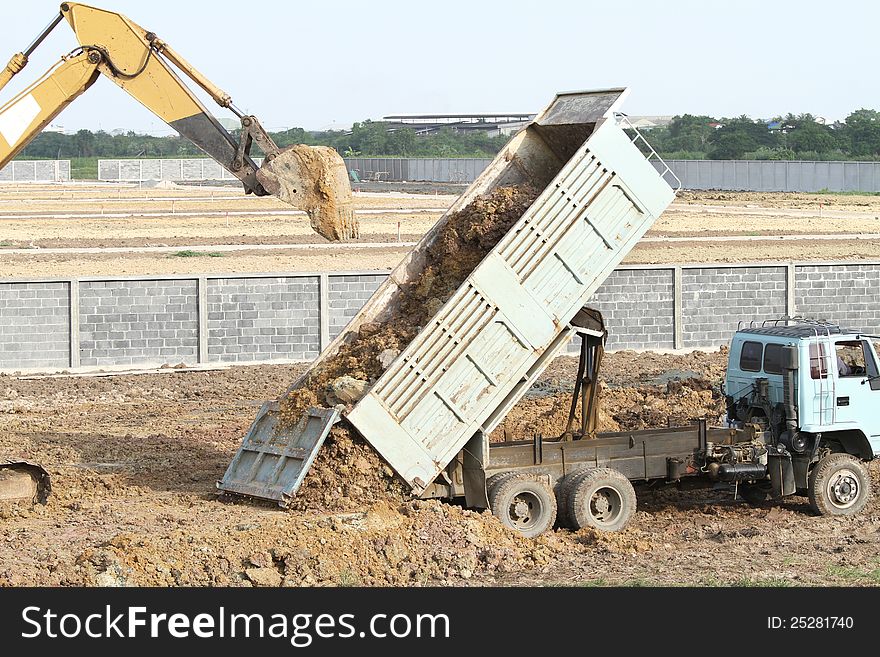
[795, 264, 880, 334]
[79, 280, 199, 367]
[0, 282, 70, 369]
[681, 266, 788, 348]
[0, 160, 70, 182]
[585, 268, 675, 351]
[208, 276, 320, 363]
[328, 274, 387, 341]
[3, 263, 880, 372]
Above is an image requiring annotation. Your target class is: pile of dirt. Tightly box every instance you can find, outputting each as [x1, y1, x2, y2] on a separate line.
[606, 377, 724, 430]
[15, 500, 560, 587]
[491, 376, 725, 441]
[275, 185, 541, 510]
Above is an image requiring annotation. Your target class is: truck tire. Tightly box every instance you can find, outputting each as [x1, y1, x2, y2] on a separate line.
[568, 468, 636, 532]
[486, 471, 518, 499]
[808, 453, 872, 517]
[556, 469, 593, 529]
[489, 474, 557, 538]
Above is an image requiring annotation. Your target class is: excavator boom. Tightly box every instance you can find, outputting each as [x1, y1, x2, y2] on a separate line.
[0, 2, 360, 503]
[0, 2, 357, 241]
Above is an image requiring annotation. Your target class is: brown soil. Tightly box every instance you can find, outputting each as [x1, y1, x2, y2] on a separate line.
[3, 351, 880, 587]
[282, 185, 540, 410]
[492, 348, 729, 440]
[256, 145, 358, 241]
[6, 188, 880, 278]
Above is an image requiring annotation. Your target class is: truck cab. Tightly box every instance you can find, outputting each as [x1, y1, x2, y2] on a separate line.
[725, 318, 879, 514]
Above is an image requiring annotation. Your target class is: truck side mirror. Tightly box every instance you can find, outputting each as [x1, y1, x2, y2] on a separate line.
[781, 345, 799, 370]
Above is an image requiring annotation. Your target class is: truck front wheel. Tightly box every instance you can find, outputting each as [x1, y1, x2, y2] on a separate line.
[489, 474, 557, 538]
[568, 468, 637, 532]
[808, 453, 872, 516]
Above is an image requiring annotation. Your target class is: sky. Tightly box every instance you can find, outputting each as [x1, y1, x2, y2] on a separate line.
[0, 0, 876, 135]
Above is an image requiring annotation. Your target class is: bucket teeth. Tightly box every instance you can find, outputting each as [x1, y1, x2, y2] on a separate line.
[256, 145, 358, 242]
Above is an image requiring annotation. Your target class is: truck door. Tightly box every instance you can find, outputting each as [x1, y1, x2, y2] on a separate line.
[832, 340, 880, 446]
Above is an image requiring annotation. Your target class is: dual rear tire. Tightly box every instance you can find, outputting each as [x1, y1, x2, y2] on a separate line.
[487, 467, 637, 537]
[558, 468, 637, 532]
[488, 473, 557, 538]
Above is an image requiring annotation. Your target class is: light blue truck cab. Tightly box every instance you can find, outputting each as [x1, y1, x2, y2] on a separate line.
[724, 318, 878, 515]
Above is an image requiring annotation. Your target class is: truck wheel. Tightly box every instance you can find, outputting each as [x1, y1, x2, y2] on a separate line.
[568, 468, 636, 532]
[556, 469, 593, 529]
[486, 471, 518, 499]
[739, 481, 773, 506]
[808, 453, 872, 517]
[489, 474, 557, 538]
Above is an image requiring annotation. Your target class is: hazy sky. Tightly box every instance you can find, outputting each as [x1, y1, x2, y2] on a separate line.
[1, 0, 875, 134]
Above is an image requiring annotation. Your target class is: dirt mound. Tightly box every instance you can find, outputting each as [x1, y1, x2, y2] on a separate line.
[607, 379, 724, 430]
[492, 375, 725, 440]
[24, 500, 559, 587]
[277, 185, 541, 510]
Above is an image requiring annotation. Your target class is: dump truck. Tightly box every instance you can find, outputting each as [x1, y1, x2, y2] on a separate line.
[0, 2, 357, 502]
[219, 88, 876, 536]
[219, 87, 682, 518]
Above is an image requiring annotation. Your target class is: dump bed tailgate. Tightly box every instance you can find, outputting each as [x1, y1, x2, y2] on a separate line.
[347, 113, 676, 493]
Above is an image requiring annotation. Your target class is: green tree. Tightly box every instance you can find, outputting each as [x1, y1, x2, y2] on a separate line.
[709, 116, 777, 159]
[73, 129, 96, 157]
[666, 114, 717, 152]
[785, 114, 836, 154]
[843, 109, 880, 157]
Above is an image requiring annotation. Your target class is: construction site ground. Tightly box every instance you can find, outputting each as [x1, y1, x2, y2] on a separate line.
[2, 185, 880, 277]
[2, 349, 879, 587]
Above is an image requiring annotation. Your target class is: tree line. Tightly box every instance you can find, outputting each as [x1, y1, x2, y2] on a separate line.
[638, 110, 880, 160]
[18, 120, 510, 161]
[17, 109, 880, 161]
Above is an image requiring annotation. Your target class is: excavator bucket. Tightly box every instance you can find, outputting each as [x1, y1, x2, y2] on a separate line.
[257, 145, 359, 242]
[0, 460, 50, 505]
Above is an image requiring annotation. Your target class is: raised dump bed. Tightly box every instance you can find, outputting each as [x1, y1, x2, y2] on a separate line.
[219, 88, 679, 504]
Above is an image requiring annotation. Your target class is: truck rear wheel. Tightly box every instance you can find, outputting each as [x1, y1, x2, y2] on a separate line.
[808, 453, 871, 516]
[486, 471, 518, 499]
[556, 469, 592, 529]
[568, 468, 636, 532]
[489, 474, 557, 538]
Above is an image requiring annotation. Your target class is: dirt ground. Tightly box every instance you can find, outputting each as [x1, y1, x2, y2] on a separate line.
[3, 186, 880, 277]
[2, 350, 879, 588]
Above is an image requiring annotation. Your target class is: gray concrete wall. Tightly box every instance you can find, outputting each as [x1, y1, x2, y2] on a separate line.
[0, 160, 70, 182]
[96, 156, 880, 191]
[680, 266, 788, 348]
[328, 274, 386, 341]
[207, 276, 320, 363]
[586, 268, 675, 350]
[79, 280, 199, 367]
[795, 264, 880, 331]
[0, 282, 70, 369]
[2, 263, 880, 372]
[657, 159, 880, 193]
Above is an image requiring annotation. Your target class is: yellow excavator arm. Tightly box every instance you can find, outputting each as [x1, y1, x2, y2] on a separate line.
[0, 2, 357, 241]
